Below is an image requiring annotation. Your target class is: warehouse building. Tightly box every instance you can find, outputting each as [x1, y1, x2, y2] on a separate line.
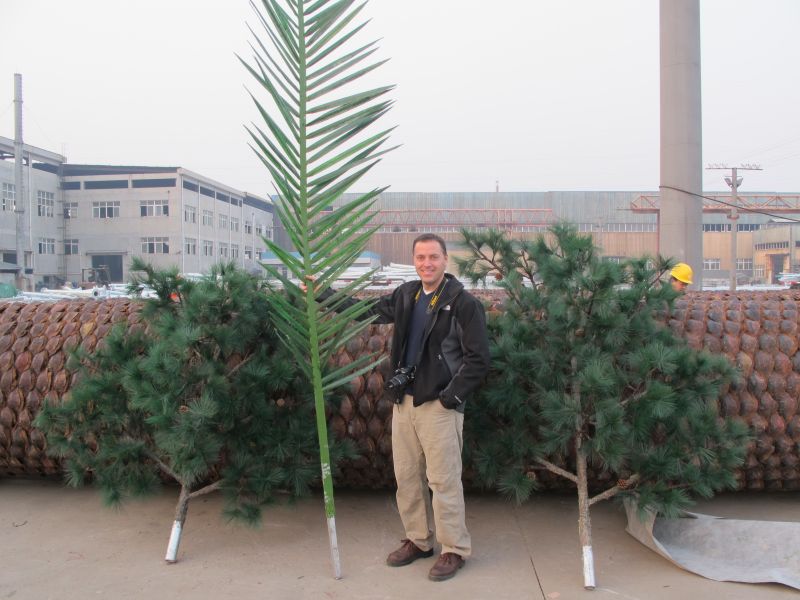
[4, 135, 799, 289]
[282, 191, 800, 285]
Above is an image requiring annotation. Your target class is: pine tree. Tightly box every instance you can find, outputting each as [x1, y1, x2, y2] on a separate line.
[240, 0, 395, 578]
[35, 259, 352, 562]
[457, 224, 749, 590]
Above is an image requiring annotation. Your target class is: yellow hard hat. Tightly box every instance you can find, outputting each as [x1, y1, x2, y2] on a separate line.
[670, 262, 693, 285]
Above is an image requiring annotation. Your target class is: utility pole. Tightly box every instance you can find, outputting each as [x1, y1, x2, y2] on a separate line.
[706, 163, 762, 291]
[13, 74, 28, 291]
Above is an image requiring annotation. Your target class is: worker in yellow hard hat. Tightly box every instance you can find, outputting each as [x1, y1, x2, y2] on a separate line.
[670, 262, 693, 292]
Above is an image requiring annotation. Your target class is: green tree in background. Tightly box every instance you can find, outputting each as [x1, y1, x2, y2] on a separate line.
[457, 224, 749, 589]
[36, 259, 344, 562]
[241, 0, 395, 578]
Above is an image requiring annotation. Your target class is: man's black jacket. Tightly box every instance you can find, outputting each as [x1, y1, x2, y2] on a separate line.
[333, 273, 490, 412]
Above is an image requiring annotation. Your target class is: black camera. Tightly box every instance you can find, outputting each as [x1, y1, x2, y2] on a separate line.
[386, 366, 415, 391]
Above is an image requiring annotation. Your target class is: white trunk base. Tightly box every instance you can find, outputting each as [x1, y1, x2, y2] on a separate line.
[165, 520, 183, 563]
[582, 545, 596, 589]
[327, 516, 342, 579]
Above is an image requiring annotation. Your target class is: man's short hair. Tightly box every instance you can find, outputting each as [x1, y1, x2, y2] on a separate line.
[412, 233, 447, 256]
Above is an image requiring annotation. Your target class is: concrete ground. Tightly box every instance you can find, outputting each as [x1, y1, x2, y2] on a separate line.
[1, 479, 797, 600]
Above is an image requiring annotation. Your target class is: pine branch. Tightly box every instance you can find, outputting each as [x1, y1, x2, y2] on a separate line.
[588, 474, 641, 506]
[226, 353, 255, 378]
[619, 383, 650, 408]
[188, 480, 223, 500]
[145, 449, 179, 482]
[534, 457, 578, 483]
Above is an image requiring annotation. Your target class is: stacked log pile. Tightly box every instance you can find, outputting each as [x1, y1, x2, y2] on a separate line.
[1, 291, 799, 490]
[667, 292, 800, 491]
[0, 300, 144, 477]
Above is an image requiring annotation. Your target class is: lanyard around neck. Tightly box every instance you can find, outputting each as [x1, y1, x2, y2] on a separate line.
[414, 279, 447, 314]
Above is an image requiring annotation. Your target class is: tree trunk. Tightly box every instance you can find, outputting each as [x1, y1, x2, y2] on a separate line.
[575, 443, 595, 590]
[165, 483, 191, 563]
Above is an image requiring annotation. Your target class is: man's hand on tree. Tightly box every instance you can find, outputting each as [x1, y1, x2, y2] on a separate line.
[299, 275, 317, 294]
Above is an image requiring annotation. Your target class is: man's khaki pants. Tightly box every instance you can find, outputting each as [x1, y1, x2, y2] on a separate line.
[391, 394, 471, 558]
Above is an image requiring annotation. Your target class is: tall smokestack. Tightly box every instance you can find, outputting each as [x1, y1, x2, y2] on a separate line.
[13, 74, 28, 291]
[659, 1, 703, 289]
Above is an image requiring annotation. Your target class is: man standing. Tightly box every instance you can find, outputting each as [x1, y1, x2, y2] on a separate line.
[331, 233, 490, 580]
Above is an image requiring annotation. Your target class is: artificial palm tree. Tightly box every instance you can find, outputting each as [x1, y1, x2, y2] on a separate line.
[241, 0, 395, 579]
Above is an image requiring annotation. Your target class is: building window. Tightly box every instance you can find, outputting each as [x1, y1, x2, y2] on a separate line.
[93, 201, 120, 219]
[230, 217, 240, 233]
[38, 237, 56, 255]
[703, 258, 721, 271]
[755, 241, 789, 251]
[64, 239, 79, 255]
[702, 223, 730, 232]
[202, 210, 213, 227]
[736, 258, 753, 271]
[184, 205, 197, 224]
[85, 179, 128, 190]
[184, 237, 197, 255]
[202, 240, 214, 256]
[255, 224, 263, 236]
[140, 199, 169, 217]
[231, 244, 239, 259]
[132, 178, 176, 189]
[244, 221, 252, 234]
[37, 191, 55, 217]
[754, 265, 765, 279]
[64, 202, 78, 218]
[2, 183, 16, 211]
[219, 242, 229, 258]
[219, 214, 229, 230]
[738, 223, 761, 232]
[141, 236, 169, 254]
[244, 246, 253, 260]
[255, 247, 263, 258]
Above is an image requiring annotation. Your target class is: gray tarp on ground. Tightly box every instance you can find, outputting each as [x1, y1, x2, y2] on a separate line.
[624, 499, 800, 590]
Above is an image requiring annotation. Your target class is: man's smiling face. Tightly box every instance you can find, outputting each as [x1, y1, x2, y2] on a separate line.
[413, 239, 447, 291]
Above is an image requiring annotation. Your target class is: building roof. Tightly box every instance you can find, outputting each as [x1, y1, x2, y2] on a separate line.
[31, 163, 180, 176]
[0, 136, 65, 165]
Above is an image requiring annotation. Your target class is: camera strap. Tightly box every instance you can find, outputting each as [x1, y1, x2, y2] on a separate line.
[414, 278, 448, 314]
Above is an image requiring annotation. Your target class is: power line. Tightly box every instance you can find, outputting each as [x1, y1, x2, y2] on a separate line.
[0, 101, 13, 121]
[659, 184, 800, 224]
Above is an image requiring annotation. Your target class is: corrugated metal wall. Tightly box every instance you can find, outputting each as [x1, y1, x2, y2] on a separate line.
[271, 191, 786, 265]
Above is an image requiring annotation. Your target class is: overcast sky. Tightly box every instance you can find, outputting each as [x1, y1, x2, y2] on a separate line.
[2, 1, 798, 197]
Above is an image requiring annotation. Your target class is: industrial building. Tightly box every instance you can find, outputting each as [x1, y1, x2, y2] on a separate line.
[3, 135, 799, 289]
[0, 136, 274, 288]
[283, 191, 800, 285]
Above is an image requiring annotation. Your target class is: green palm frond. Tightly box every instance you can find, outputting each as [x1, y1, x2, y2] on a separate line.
[242, 0, 394, 579]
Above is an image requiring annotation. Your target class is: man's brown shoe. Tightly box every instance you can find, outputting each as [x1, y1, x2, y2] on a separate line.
[428, 552, 465, 581]
[386, 539, 434, 567]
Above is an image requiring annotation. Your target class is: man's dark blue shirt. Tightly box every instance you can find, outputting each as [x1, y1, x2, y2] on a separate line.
[402, 289, 432, 395]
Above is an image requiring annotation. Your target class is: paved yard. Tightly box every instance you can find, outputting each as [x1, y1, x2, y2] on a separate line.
[1, 480, 797, 599]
